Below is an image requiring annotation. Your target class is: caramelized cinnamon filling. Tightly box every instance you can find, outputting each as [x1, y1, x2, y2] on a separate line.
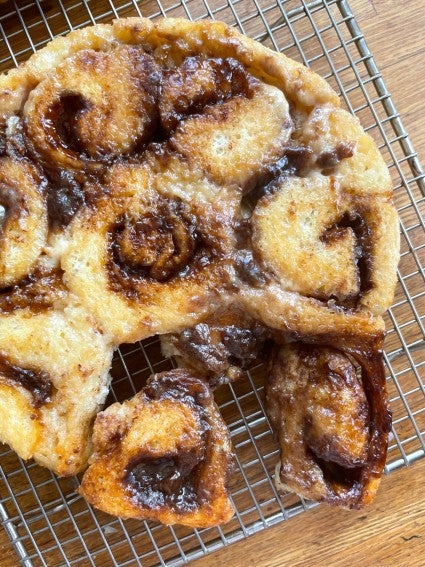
[46, 169, 85, 229]
[317, 141, 355, 170]
[125, 446, 205, 512]
[0, 270, 67, 312]
[320, 210, 374, 306]
[177, 320, 269, 377]
[269, 342, 391, 506]
[241, 145, 312, 211]
[123, 371, 212, 511]
[107, 197, 217, 293]
[43, 93, 92, 157]
[160, 56, 255, 132]
[0, 355, 52, 407]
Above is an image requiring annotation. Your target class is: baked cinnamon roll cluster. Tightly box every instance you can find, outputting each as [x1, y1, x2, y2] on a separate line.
[0, 17, 399, 522]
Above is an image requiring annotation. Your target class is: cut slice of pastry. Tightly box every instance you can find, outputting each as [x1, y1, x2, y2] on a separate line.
[266, 342, 391, 508]
[80, 370, 235, 527]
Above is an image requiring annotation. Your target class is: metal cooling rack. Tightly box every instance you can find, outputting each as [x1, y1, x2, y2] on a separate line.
[0, 0, 424, 565]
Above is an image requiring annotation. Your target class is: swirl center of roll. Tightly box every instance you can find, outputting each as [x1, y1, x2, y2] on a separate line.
[43, 93, 92, 158]
[110, 199, 199, 284]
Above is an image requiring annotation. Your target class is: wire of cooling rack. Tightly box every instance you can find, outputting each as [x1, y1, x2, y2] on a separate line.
[0, 0, 424, 565]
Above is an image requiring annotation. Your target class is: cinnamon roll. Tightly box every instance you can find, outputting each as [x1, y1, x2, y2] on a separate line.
[23, 45, 160, 173]
[80, 370, 235, 527]
[62, 159, 237, 343]
[266, 342, 391, 508]
[249, 175, 399, 314]
[0, 16, 399, 517]
[169, 73, 292, 189]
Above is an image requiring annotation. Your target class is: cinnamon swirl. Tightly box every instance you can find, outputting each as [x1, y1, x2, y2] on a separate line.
[0, 302, 113, 475]
[266, 342, 391, 508]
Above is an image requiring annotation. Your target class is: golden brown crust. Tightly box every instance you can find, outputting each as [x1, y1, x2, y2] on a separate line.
[0, 303, 113, 475]
[0, 157, 48, 287]
[80, 370, 235, 527]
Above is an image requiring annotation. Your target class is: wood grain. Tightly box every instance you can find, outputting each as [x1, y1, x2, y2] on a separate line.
[0, 0, 424, 566]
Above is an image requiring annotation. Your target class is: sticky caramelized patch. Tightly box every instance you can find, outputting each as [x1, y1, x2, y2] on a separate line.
[0, 269, 67, 313]
[125, 448, 205, 512]
[317, 141, 355, 170]
[161, 307, 271, 386]
[46, 169, 85, 229]
[160, 56, 254, 132]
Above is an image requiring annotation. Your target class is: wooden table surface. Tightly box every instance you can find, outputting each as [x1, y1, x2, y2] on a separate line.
[0, 0, 424, 565]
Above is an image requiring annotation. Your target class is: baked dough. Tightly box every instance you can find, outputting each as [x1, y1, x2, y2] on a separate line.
[0, 297, 113, 475]
[80, 370, 235, 527]
[0, 17, 399, 516]
[266, 342, 391, 508]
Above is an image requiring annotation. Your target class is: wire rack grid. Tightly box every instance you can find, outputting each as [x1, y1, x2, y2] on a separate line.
[0, 0, 424, 565]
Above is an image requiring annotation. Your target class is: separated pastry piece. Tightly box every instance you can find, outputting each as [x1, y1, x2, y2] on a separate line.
[161, 306, 271, 387]
[240, 173, 399, 340]
[266, 342, 391, 508]
[0, 295, 114, 476]
[62, 158, 237, 344]
[80, 370, 235, 527]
